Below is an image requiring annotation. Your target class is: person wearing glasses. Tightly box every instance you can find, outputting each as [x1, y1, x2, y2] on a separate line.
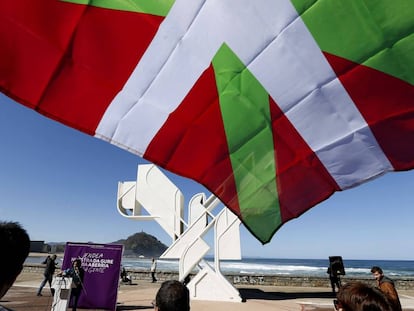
[334, 282, 393, 311]
[152, 280, 190, 311]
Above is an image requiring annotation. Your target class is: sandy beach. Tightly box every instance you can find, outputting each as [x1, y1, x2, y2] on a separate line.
[2, 270, 414, 311]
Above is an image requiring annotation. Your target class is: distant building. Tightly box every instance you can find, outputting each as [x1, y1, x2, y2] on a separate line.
[50, 244, 58, 253]
[122, 249, 135, 257]
[30, 241, 50, 253]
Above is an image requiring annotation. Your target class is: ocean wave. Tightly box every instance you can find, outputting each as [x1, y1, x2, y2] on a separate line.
[26, 256, 414, 278]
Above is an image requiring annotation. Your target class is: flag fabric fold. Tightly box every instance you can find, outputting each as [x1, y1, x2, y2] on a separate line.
[1, 0, 413, 243]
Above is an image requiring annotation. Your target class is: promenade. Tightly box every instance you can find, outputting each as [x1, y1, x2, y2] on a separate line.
[2, 271, 414, 311]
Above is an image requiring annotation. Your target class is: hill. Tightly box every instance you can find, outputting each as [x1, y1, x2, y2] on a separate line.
[113, 231, 168, 257]
[45, 232, 168, 257]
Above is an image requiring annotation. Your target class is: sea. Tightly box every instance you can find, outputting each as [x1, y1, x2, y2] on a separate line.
[121, 258, 414, 278]
[26, 256, 414, 278]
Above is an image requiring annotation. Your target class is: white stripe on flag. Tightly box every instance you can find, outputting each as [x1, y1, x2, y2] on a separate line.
[96, 0, 298, 153]
[249, 15, 393, 189]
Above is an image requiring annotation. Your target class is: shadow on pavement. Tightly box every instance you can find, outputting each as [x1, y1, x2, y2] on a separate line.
[238, 288, 336, 301]
[116, 306, 153, 310]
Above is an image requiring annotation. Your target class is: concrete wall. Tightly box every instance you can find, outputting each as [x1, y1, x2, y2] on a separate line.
[23, 264, 414, 290]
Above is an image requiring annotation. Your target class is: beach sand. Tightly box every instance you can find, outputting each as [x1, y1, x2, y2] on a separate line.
[2, 271, 414, 311]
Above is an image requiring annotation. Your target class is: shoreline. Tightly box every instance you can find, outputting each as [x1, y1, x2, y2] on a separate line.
[28, 253, 414, 277]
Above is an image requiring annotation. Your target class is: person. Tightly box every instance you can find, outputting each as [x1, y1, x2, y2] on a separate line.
[60, 259, 85, 311]
[335, 281, 393, 311]
[327, 266, 341, 293]
[152, 280, 190, 311]
[36, 254, 57, 296]
[0, 221, 30, 310]
[121, 266, 132, 285]
[371, 266, 402, 311]
[151, 258, 157, 283]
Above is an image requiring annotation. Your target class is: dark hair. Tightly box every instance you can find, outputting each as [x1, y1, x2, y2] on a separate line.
[155, 280, 190, 311]
[0, 221, 30, 284]
[337, 282, 393, 311]
[371, 266, 383, 274]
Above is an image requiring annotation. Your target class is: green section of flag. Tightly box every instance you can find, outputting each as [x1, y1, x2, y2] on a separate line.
[212, 44, 281, 243]
[291, 0, 414, 85]
[61, 0, 174, 17]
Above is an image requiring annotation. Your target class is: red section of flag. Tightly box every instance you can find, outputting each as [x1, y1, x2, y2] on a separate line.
[269, 97, 340, 223]
[325, 53, 414, 170]
[0, 0, 163, 134]
[144, 65, 241, 216]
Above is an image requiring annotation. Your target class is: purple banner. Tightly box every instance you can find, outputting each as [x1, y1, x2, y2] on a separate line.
[62, 242, 123, 310]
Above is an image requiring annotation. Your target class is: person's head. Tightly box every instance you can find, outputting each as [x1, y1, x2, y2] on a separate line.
[0, 221, 30, 298]
[51, 254, 57, 260]
[371, 266, 384, 281]
[154, 280, 190, 311]
[336, 282, 393, 311]
[73, 259, 82, 268]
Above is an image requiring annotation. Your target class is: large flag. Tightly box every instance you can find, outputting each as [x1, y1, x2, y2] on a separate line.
[0, 0, 413, 243]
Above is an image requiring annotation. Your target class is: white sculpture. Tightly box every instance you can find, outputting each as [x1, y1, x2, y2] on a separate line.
[117, 164, 242, 302]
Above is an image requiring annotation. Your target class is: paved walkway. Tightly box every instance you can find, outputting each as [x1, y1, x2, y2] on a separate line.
[3, 273, 414, 311]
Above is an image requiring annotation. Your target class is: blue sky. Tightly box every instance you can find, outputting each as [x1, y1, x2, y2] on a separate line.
[1, 93, 413, 260]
